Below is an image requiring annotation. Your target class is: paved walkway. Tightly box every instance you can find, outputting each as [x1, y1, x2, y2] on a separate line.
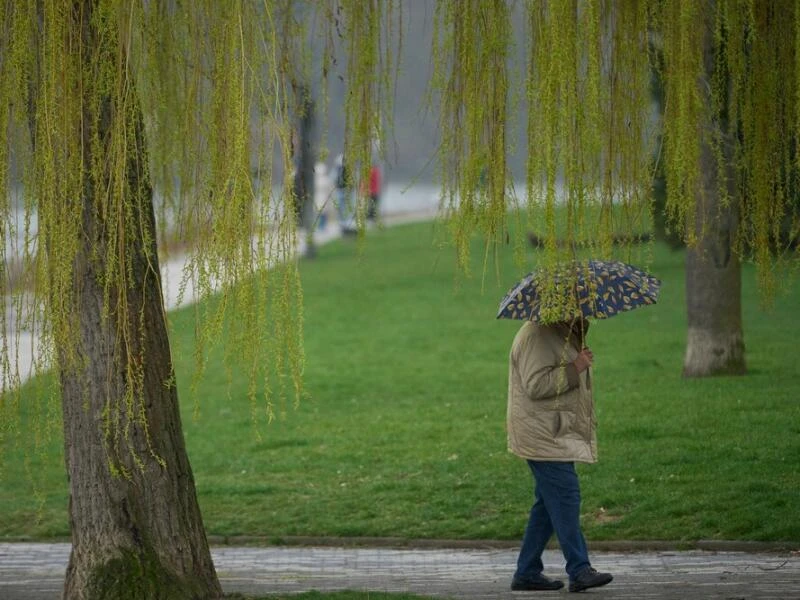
[1, 542, 799, 599]
[2, 183, 442, 387]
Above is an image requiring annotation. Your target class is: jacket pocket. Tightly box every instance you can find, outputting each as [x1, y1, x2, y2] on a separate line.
[555, 411, 575, 438]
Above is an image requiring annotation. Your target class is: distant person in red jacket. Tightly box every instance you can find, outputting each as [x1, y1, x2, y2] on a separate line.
[367, 163, 381, 221]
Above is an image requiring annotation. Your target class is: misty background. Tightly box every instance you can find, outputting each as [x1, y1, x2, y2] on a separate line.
[309, 1, 530, 186]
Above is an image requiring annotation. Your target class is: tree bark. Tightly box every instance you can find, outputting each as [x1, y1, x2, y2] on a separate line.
[683, 197, 746, 377]
[58, 2, 221, 598]
[294, 85, 317, 258]
[683, 7, 746, 378]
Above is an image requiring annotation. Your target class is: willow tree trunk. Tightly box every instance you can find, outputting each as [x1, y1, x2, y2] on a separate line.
[61, 193, 222, 599]
[682, 13, 746, 378]
[294, 85, 317, 258]
[682, 158, 746, 377]
[58, 2, 221, 598]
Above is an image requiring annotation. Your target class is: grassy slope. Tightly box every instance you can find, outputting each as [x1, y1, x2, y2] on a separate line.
[1, 220, 798, 542]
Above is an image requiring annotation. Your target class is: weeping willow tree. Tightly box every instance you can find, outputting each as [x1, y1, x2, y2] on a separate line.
[0, 0, 397, 598]
[659, 0, 800, 375]
[431, 0, 798, 375]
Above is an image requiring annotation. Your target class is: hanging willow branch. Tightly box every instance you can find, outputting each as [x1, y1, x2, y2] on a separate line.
[431, 0, 654, 316]
[431, 0, 796, 308]
[432, 0, 512, 274]
[334, 0, 400, 232]
[0, 0, 401, 467]
[656, 0, 800, 298]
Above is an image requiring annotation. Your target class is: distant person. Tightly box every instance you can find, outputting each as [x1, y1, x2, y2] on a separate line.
[507, 317, 613, 593]
[367, 162, 381, 221]
[313, 161, 333, 231]
[333, 154, 356, 234]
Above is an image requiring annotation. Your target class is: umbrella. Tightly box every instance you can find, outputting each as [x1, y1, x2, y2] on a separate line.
[497, 260, 661, 322]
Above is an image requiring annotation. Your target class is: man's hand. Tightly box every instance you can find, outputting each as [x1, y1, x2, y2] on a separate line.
[573, 347, 594, 374]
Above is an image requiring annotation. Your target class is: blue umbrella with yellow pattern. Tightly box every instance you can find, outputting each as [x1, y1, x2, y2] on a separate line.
[497, 260, 661, 322]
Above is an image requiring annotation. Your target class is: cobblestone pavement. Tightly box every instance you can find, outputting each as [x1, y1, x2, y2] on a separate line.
[1, 543, 799, 599]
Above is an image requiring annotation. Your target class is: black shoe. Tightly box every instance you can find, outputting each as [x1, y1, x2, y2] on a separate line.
[568, 567, 613, 592]
[511, 574, 565, 591]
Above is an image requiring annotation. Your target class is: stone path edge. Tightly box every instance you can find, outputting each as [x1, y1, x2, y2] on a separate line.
[3, 535, 797, 553]
[204, 536, 800, 554]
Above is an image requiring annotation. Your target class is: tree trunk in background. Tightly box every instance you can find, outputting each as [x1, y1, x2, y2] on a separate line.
[683, 12, 746, 378]
[293, 84, 317, 258]
[683, 174, 746, 376]
[59, 2, 221, 598]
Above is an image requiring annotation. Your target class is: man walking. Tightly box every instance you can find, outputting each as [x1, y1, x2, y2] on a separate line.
[506, 318, 613, 592]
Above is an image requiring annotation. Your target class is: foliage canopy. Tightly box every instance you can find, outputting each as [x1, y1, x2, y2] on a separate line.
[1, 0, 798, 458]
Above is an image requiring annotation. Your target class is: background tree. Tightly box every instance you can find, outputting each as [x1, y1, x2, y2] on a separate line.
[292, 85, 319, 258]
[660, 0, 746, 376]
[660, 0, 799, 376]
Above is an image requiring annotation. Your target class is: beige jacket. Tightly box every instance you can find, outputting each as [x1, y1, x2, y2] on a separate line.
[506, 321, 597, 463]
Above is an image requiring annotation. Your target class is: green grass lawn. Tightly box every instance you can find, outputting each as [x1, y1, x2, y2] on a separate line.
[1, 220, 799, 543]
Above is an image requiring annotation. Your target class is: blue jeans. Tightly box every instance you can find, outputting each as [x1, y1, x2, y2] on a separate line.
[514, 460, 591, 581]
